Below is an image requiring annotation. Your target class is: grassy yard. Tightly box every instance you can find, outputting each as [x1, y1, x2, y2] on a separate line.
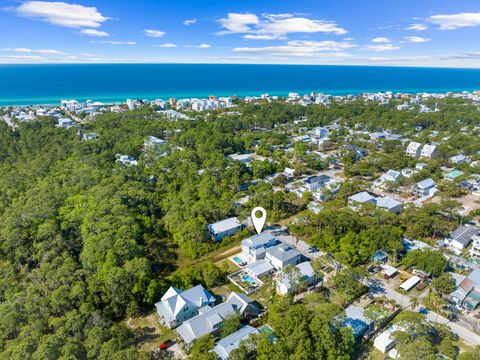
[366, 348, 386, 360]
[126, 313, 175, 353]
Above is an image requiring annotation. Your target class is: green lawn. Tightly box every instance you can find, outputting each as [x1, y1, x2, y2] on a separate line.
[126, 313, 175, 353]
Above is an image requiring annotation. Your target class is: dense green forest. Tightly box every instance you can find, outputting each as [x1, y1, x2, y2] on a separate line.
[0, 98, 479, 358]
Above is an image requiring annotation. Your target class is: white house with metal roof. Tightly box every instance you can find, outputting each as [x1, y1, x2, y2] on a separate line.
[276, 261, 317, 295]
[265, 243, 303, 270]
[348, 191, 377, 209]
[471, 236, 480, 259]
[450, 154, 468, 164]
[176, 292, 260, 347]
[450, 268, 480, 310]
[144, 136, 167, 156]
[419, 144, 437, 159]
[229, 153, 254, 163]
[380, 169, 402, 183]
[375, 196, 403, 214]
[399, 275, 421, 291]
[241, 233, 279, 263]
[207, 217, 243, 241]
[245, 259, 275, 279]
[374, 327, 397, 354]
[413, 178, 437, 196]
[406, 142, 422, 157]
[212, 325, 259, 360]
[445, 225, 480, 251]
[155, 285, 216, 329]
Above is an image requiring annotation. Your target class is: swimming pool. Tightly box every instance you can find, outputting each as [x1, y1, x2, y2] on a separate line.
[242, 274, 255, 285]
[233, 257, 243, 264]
[259, 325, 276, 343]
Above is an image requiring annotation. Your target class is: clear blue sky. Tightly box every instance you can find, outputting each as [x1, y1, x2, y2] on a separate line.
[1, 0, 480, 67]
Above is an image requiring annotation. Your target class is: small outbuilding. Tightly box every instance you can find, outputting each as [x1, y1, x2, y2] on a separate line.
[399, 275, 420, 291]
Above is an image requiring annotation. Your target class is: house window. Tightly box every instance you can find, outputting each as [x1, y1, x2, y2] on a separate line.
[184, 307, 189, 312]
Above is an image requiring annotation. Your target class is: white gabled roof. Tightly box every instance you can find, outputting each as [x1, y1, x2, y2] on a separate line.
[376, 196, 401, 210]
[176, 292, 256, 344]
[156, 285, 215, 322]
[213, 326, 259, 360]
[407, 141, 422, 151]
[161, 286, 182, 301]
[400, 275, 420, 291]
[348, 191, 376, 203]
[416, 178, 436, 189]
[245, 260, 274, 278]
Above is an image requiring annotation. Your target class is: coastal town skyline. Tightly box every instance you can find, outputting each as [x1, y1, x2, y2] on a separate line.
[1, 0, 480, 67]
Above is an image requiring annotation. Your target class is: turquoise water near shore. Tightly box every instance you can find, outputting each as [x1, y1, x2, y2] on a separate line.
[1, 64, 480, 106]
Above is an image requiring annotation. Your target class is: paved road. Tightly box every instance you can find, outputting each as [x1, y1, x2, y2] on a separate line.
[367, 278, 480, 346]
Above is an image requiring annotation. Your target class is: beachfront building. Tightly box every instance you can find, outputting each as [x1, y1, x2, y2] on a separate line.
[155, 285, 216, 329]
[207, 217, 243, 241]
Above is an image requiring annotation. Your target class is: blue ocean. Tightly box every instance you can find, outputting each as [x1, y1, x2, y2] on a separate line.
[1, 64, 480, 106]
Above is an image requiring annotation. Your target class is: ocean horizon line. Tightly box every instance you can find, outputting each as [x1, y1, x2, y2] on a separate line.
[1, 63, 480, 106]
[2, 63, 480, 70]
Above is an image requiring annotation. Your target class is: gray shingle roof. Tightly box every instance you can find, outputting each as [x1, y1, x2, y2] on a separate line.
[448, 226, 480, 246]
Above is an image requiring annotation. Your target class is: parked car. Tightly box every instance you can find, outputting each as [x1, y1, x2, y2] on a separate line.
[159, 339, 174, 350]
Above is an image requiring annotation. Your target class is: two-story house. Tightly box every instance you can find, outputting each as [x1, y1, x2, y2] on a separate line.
[406, 142, 422, 157]
[241, 232, 279, 263]
[176, 292, 260, 347]
[207, 217, 243, 241]
[265, 243, 303, 270]
[155, 285, 216, 329]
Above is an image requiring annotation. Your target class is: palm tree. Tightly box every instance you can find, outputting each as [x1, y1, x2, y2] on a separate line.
[410, 296, 419, 310]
